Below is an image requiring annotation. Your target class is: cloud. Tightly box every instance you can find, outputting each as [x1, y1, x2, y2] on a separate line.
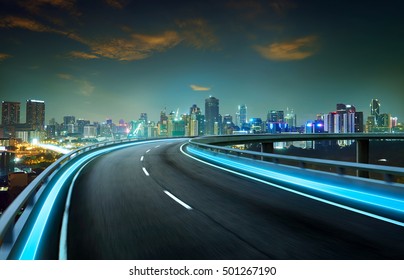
[88, 31, 181, 61]
[69, 51, 99, 60]
[57, 73, 74, 80]
[227, 0, 264, 20]
[57, 73, 94, 96]
[190, 84, 211, 91]
[79, 80, 95, 97]
[0, 16, 88, 46]
[20, 0, 80, 17]
[0, 16, 58, 33]
[105, 0, 127, 9]
[177, 18, 219, 50]
[254, 36, 318, 61]
[0, 53, 12, 61]
[0, 14, 182, 62]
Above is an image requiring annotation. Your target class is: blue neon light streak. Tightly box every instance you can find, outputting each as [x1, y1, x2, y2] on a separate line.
[184, 145, 404, 226]
[18, 139, 179, 260]
[19, 152, 104, 259]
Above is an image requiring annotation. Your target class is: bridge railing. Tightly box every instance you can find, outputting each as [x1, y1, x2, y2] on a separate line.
[188, 134, 404, 183]
[0, 137, 141, 259]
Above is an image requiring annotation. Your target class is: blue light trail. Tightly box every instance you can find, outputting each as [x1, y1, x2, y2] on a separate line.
[183, 145, 404, 227]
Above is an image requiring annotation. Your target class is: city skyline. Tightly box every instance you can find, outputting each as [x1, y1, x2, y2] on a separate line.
[1, 0, 404, 123]
[1, 96, 399, 128]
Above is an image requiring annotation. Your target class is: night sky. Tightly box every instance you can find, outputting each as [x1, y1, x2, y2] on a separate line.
[1, 0, 403, 125]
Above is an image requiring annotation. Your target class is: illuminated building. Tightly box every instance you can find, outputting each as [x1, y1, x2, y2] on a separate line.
[222, 114, 235, 135]
[391, 117, 398, 127]
[147, 121, 158, 138]
[46, 124, 56, 138]
[26, 100, 45, 131]
[370, 98, 380, 118]
[2, 101, 20, 126]
[128, 121, 143, 138]
[139, 113, 148, 124]
[77, 119, 90, 136]
[267, 110, 277, 122]
[158, 110, 168, 137]
[205, 96, 219, 135]
[284, 109, 297, 130]
[305, 121, 314, 133]
[266, 110, 287, 133]
[172, 119, 186, 137]
[249, 118, 263, 133]
[239, 105, 247, 125]
[352, 112, 364, 133]
[379, 113, 391, 128]
[63, 116, 75, 126]
[0, 150, 15, 177]
[323, 104, 363, 133]
[83, 125, 97, 138]
[236, 105, 247, 127]
[189, 105, 202, 136]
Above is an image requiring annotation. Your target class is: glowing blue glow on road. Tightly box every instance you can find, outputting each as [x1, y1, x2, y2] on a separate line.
[18, 139, 179, 260]
[184, 145, 404, 226]
[19, 153, 97, 259]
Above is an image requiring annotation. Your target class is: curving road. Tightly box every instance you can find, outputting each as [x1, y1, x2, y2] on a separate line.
[67, 139, 404, 259]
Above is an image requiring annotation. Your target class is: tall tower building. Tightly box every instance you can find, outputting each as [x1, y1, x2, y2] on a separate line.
[189, 105, 203, 136]
[370, 99, 380, 117]
[284, 109, 297, 130]
[1, 101, 20, 125]
[238, 105, 247, 126]
[205, 96, 219, 135]
[26, 99, 45, 131]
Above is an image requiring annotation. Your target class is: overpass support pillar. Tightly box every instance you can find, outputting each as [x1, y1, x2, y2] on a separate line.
[261, 142, 274, 161]
[356, 139, 369, 178]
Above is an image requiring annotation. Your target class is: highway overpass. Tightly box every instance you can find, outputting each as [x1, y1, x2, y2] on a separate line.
[1, 135, 403, 259]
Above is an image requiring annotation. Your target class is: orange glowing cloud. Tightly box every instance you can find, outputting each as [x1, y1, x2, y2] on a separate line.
[89, 31, 181, 61]
[69, 51, 99, 60]
[0, 53, 12, 61]
[190, 84, 211, 91]
[0, 16, 56, 32]
[254, 36, 318, 61]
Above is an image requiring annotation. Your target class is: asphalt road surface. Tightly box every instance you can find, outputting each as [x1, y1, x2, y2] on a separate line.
[67, 139, 404, 259]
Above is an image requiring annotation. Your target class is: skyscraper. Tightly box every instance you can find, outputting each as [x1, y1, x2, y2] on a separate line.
[370, 99, 380, 117]
[284, 109, 297, 130]
[189, 105, 204, 136]
[324, 104, 363, 133]
[205, 96, 219, 135]
[1, 101, 20, 126]
[237, 104, 247, 126]
[26, 99, 45, 131]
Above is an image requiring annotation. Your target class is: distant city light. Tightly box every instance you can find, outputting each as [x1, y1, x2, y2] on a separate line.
[32, 138, 39, 145]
